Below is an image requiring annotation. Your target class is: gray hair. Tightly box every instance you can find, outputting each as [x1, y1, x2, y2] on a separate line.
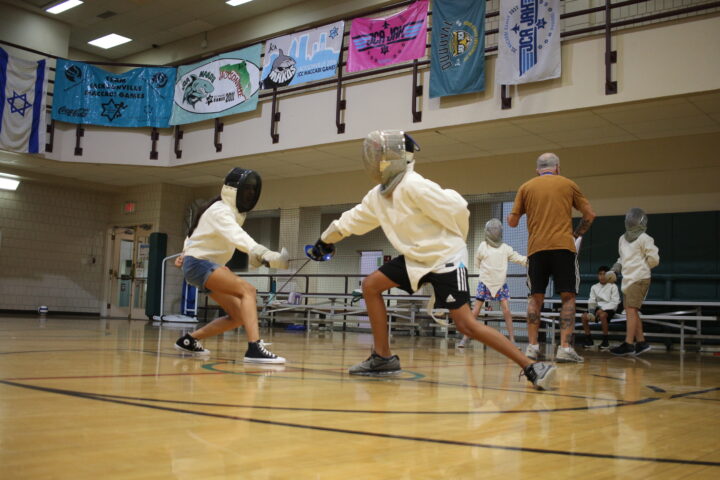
[536, 152, 560, 171]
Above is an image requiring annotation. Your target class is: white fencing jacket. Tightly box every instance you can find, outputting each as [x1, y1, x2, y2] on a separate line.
[474, 241, 527, 296]
[324, 164, 469, 291]
[183, 185, 259, 266]
[616, 233, 660, 291]
[588, 282, 621, 311]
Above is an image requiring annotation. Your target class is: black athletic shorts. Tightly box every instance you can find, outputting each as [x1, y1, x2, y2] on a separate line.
[594, 307, 616, 321]
[378, 255, 470, 310]
[527, 249, 579, 295]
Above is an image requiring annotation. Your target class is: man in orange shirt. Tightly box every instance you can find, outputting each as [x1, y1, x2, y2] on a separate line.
[508, 153, 596, 363]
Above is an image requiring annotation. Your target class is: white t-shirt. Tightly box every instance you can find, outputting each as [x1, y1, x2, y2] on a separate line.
[616, 232, 660, 291]
[474, 241, 527, 296]
[588, 282, 620, 311]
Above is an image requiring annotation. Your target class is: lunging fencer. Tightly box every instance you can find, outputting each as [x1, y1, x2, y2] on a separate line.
[307, 130, 556, 390]
[174, 167, 288, 363]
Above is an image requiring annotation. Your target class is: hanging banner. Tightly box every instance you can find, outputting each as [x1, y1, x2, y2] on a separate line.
[170, 44, 261, 125]
[346, 0, 429, 73]
[430, 0, 486, 98]
[0, 47, 48, 154]
[261, 21, 345, 89]
[52, 60, 175, 128]
[496, 0, 561, 85]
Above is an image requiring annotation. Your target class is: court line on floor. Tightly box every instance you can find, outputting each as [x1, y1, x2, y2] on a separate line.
[0, 379, 717, 468]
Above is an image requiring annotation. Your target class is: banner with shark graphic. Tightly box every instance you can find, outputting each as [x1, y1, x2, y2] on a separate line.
[261, 21, 345, 89]
[170, 44, 261, 125]
[52, 59, 176, 128]
[347, 0, 429, 73]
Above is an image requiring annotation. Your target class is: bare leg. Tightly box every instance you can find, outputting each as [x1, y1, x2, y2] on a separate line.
[625, 307, 640, 344]
[634, 308, 645, 342]
[598, 310, 609, 336]
[581, 313, 591, 336]
[527, 293, 544, 345]
[500, 299, 515, 343]
[191, 267, 260, 342]
[559, 292, 577, 348]
[452, 304, 532, 369]
[361, 270, 400, 357]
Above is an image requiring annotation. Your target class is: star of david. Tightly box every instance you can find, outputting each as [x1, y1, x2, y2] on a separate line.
[512, 24, 520, 34]
[536, 18, 547, 29]
[380, 45, 389, 55]
[329, 27, 339, 39]
[101, 99, 127, 122]
[6, 91, 32, 116]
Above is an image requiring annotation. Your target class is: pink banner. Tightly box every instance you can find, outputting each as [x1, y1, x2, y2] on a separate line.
[347, 0, 429, 73]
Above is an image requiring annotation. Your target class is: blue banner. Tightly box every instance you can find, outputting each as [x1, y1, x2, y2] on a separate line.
[429, 0, 486, 98]
[52, 60, 176, 128]
[170, 45, 261, 126]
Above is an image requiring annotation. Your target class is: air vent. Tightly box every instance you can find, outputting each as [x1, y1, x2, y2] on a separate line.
[97, 10, 117, 19]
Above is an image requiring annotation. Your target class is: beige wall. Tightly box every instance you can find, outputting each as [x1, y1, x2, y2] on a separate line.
[0, 3, 70, 59]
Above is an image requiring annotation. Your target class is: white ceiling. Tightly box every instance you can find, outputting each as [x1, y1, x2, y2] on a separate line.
[6, 0, 309, 59]
[1, 90, 718, 190]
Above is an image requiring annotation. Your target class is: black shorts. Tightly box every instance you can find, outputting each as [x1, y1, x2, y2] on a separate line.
[378, 255, 470, 310]
[594, 307, 616, 321]
[527, 249, 579, 295]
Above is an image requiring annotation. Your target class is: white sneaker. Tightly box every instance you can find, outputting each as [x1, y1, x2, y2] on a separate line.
[556, 346, 584, 363]
[525, 343, 541, 360]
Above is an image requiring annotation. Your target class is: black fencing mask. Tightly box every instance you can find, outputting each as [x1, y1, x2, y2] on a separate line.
[224, 167, 262, 213]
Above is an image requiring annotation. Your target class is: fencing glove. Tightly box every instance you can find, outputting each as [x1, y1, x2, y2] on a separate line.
[250, 245, 289, 269]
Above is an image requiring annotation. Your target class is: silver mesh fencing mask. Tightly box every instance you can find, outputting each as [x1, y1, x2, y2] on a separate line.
[362, 130, 420, 196]
[624, 207, 647, 243]
[484, 218, 503, 248]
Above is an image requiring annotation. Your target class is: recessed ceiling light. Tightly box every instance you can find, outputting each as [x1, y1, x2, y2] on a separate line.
[88, 34, 132, 49]
[0, 174, 20, 191]
[46, 0, 83, 15]
[226, 0, 254, 6]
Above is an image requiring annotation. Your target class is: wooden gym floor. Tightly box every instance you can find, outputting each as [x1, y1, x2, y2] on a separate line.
[1, 316, 718, 479]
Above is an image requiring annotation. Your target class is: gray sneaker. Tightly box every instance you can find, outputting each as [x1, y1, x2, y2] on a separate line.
[556, 346, 584, 363]
[521, 362, 557, 391]
[525, 343, 541, 360]
[348, 352, 401, 376]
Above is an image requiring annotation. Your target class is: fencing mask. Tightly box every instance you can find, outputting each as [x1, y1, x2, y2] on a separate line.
[624, 207, 647, 243]
[485, 218, 503, 248]
[362, 130, 420, 196]
[224, 167, 262, 213]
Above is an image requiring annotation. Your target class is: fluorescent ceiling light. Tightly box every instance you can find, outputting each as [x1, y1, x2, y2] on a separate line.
[46, 0, 83, 15]
[0, 174, 20, 191]
[226, 0, 254, 6]
[88, 34, 132, 49]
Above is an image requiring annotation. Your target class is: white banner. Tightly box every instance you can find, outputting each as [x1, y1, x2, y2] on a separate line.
[0, 48, 48, 154]
[495, 0, 561, 85]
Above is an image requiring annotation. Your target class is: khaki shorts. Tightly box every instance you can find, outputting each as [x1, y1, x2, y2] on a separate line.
[623, 279, 650, 309]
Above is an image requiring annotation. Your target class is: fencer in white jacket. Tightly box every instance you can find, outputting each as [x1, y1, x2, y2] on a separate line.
[307, 130, 555, 390]
[174, 168, 288, 363]
[459, 219, 527, 347]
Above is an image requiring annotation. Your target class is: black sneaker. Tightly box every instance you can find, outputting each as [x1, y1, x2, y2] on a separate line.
[244, 340, 286, 364]
[599, 338, 610, 350]
[348, 352, 401, 375]
[582, 337, 594, 349]
[521, 362, 556, 391]
[610, 342, 635, 356]
[635, 341, 652, 356]
[174, 333, 210, 355]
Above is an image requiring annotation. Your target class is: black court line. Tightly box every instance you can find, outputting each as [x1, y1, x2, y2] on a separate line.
[670, 387, 720, 399]
[682, 396, 720, 402]
[646, 385, 667, 393]
[1, 379, 717, 468]
[592, 374, 625, 381]
[3, 386, 656, 415]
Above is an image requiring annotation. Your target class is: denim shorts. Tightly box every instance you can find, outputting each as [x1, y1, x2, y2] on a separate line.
[182, 256, 220, 292]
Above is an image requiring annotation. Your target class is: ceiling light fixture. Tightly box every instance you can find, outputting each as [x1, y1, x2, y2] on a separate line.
[0, 173, 20, 191]
[46, 0, 83, 15]
[88, 33, 132, 49]
[226, 0, 254, 6]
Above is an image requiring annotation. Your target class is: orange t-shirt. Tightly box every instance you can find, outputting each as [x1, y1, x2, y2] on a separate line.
[511, 174, 590, 256]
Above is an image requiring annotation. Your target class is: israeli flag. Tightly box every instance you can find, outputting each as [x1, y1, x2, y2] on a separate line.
[0, 47, 48, 154]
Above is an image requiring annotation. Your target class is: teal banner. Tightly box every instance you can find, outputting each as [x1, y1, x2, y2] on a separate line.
[430, 0, 486, 98]
[170, 44, 262, 125]
[52, 59, 175, 127]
